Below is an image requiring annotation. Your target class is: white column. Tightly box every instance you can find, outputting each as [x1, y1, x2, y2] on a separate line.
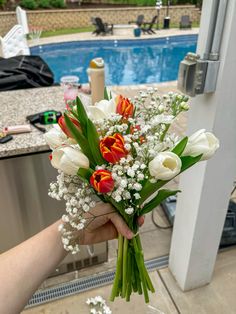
[169, 0, 236, 291]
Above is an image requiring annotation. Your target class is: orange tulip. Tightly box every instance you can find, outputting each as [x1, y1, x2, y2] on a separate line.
[100, 133, 127, 164]
[58, 115, 81, 138]
[90, 170, 115, 194]
[116, 95, 134, 119]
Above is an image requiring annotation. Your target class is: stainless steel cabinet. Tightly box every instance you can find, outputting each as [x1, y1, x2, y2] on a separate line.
[0, 152, 107, 275]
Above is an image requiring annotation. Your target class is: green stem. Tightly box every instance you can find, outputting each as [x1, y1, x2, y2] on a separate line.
[110, 234, 124, 301]
[136, 235, 155, 293]
[132, 237, 149, 303]
[122, 237, 128, 298]
[160, 124, 171, 142]
[126, 249, 132, 301]
[131, 253, 138, 293]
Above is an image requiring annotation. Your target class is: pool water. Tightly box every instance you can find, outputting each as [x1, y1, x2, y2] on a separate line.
[31, 35, 197, 85]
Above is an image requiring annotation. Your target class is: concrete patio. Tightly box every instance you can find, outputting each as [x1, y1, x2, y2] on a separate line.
[28, 28, 199, 47]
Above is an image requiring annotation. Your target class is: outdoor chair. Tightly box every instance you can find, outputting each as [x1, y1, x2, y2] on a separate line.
[91, 17, 99, 35]
[128, 14, 144, 27]
[16, 6, 29, 35]
[0, 24, 30, 58]
[141, 15, 157, 35]
[93, 17, 113, 36]
[179, 15, 192, 29]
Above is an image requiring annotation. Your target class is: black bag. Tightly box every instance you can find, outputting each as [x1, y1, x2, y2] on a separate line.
[0, 55, 54, 91]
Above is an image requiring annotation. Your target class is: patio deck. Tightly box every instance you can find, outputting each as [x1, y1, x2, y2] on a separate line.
[28, 28, 199, 47]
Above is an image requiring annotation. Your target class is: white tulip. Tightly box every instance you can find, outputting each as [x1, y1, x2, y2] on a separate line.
[182, 129, 219, 161]
[44, 125, 67, 149]
[44, 125, 76, 149]
[87, 98, 116, 121]
[50, 146, 89, 175]
[149, 152, 182, 181]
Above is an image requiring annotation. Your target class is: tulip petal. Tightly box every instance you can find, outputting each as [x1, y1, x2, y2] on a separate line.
[149, 152, 182, 181]
[87, 106, 107, 120]
[44, 126, 67, 149]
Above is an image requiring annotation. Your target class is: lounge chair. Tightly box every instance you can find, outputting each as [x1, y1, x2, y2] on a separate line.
[91, 17, 99, 35]
[93, 17, 113, 36]
[0, 25, 30, 58]
[179, 15, 192, 29]
[128, 14, 144, 27]
[16, 6, 29, 35]
[141, 16, 157, 35]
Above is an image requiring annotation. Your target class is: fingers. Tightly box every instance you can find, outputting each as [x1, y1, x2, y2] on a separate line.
[137, 215, 145, 227]
[109, 213, 133, 239]
[90, 222, 118, 243]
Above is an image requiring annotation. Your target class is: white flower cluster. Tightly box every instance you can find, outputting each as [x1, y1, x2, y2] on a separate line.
[86, 296, 112, 314]
[105, 157, 147, 215]
[49, 171, 96, 254]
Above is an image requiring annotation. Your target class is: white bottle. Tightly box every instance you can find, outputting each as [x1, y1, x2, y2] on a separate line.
[87, 58, 105, 105]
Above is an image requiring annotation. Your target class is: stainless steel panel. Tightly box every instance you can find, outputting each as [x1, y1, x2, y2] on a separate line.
[0, 152, 107, 273]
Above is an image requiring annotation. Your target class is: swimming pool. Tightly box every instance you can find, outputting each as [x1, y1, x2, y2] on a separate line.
[31, 35, 197, 85]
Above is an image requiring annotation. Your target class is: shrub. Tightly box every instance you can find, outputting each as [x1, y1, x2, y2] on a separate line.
[20, 0, 38, 9]
[38, 0, 51, 8]
[136, 0, 146, 6]
[49, 0, 66, 8]
[0, 0, 6, 8]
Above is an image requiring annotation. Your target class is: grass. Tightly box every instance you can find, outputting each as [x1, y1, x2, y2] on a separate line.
[41, 26, 94, 37]
[40, 22, 199, 38]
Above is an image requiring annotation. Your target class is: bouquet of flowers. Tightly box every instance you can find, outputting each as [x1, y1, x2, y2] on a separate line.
[44, 88, 219, 303]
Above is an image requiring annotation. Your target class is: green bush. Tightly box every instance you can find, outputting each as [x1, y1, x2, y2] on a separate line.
[38, 0, 51, 8]
[136, 0, 146, 6]
[0, 0, 6, 8]
[20, 0, 38, 9]
[49, 0, 66, 8]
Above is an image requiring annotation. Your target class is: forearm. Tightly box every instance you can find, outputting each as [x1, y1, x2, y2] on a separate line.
[0, 220, 67, 314]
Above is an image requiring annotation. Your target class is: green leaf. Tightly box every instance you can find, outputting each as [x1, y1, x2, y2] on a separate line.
[138, 180, 167, 206]
[172, 136, 188, 156]
[76, 97, 89, 136]
[64, 113, 95, 166]
[77, 167, 93, 182]
[104, 87, 109, 100]
[180, 154, 202, 172]
[141, 189, 180, 215]
[87, 119, 105, 165]
[69, 109, 79, 120]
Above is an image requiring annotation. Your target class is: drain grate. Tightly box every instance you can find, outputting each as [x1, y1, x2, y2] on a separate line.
[26, 255, 168, 308]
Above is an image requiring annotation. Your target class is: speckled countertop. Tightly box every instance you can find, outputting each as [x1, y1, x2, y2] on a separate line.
[0, 86, 91, 159]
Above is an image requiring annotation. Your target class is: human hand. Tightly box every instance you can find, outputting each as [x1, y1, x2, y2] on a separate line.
[76, 202, 145, 245]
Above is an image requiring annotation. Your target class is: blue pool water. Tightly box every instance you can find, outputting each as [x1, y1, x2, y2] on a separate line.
[31, 35, 197, 85]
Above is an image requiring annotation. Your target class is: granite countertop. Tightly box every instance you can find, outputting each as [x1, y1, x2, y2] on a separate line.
[0, 86, 91, 159]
